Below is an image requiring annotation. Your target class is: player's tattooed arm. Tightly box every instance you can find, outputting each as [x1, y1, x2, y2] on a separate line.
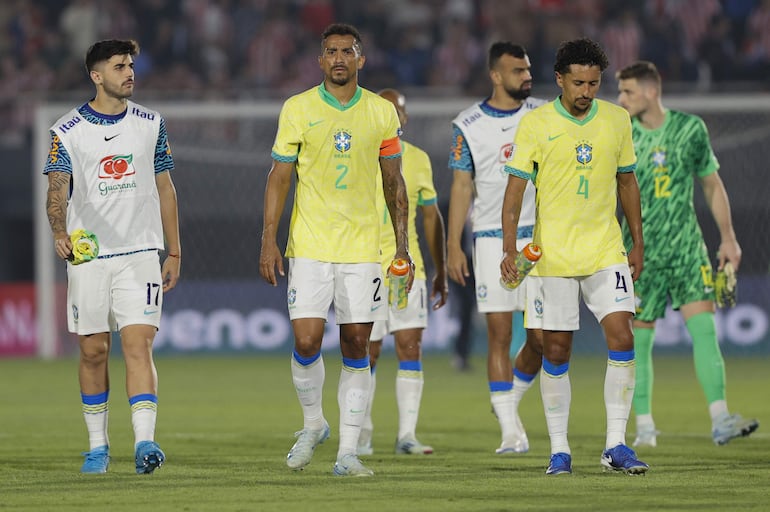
[380, 155, 409, 258]
[46, 171, 70, 236]
[47, 171, 72, 259]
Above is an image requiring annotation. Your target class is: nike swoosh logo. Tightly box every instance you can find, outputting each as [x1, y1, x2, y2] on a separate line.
[350, 409, 364, 414]
[502, 126, 515, 132]
[143, 309, 158, 315]
[309, 120, 324, 127]
[614, 297, 630, 303]
[104, 134, 120, 141]
[548, 133, 565, 141]
[371, 304, 382, 312]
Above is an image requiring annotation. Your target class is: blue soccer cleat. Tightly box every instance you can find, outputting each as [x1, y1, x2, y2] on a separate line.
[135, 440, 165, 474]
[81, 445, 110, 474]
[545, 452, 572, 475]
[601, 444, 649, 475]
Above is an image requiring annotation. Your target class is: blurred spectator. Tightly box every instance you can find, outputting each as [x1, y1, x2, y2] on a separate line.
[0, 0, 765, 121]
[601, 5, 642, 77]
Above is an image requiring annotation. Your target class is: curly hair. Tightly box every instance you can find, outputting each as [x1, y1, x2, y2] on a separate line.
[553, 38, 608, 75]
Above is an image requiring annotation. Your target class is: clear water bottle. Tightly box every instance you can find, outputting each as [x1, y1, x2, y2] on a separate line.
[500, 243, 542, 290]
[388, 258, 410, 310]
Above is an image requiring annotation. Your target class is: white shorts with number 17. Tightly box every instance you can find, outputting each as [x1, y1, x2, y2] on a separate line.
[287, 258, 388, 324]
[67, 250, 162, 335]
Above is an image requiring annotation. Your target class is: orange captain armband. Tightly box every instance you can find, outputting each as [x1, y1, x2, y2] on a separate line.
[379, 136, 401, 157]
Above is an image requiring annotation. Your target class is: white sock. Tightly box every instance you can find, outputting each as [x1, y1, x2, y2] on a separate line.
[83, 410, 109, 450]
[604, 360, 635, 449]
[337, 362, 371, 458]
[82, 392, 110, 450]
[396, 370, 423, 440]
[291, 353, 326, 430]
[541, 369, 571, 454]
[131, 408, 157, 445]
[129, 395, 158, 445]
[636, 413, 655, 431]
[512, 374, 535, 411]
[363, 370, 376, 433]
[709, 399, 729, 424]
[491, 391, 517, 443]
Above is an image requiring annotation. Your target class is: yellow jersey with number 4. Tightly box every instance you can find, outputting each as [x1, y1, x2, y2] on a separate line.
[504, 98, 636, 276]
[272, 84, 401, 263]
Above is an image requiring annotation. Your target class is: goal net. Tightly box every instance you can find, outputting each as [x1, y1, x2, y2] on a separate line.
[33, 95, 770, 358]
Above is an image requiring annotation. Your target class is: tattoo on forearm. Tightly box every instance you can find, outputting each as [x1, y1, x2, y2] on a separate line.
[46, 172, 69, 234]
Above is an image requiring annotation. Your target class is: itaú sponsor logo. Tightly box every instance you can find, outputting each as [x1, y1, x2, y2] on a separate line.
[654, 304, 769, 347]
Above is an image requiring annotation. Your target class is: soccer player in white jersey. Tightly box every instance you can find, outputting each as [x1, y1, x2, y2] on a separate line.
[260, 23, 412, 477]
[447, 42, 544, 455]
[501, 38, 647, 475]
[44, 39, 180, 475]
[359, 88, 448, 457]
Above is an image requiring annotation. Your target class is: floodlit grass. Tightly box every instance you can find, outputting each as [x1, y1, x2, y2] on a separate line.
[0, 353, 767, 511]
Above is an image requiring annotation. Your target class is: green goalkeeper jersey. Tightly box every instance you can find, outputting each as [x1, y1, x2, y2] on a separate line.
[622, 109, 719, 270]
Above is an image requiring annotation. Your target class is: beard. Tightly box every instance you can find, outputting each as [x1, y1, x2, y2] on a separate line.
[103, 80, 133, 100]
[505, 84, 531, 101]
[329, 75, 351, 86]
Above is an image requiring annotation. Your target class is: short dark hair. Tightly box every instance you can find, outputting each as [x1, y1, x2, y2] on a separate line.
[321, 23, 363, 53]
[553, 38, 608, 75]
[85, 39, 139, 72]
[616, 60, 661, 86]
[488, 42, 527, 70]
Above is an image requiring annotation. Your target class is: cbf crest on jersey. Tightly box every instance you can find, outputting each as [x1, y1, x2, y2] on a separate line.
[334, 130, 352, 153]
[651, 147, 667, 169]
[575, 141, 593, 165]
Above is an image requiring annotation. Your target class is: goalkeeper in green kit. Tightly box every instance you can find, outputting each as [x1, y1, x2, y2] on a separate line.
[616, 61, 758, 447]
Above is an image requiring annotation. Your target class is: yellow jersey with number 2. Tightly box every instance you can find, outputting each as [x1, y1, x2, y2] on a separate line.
[272, 83, 402, 263]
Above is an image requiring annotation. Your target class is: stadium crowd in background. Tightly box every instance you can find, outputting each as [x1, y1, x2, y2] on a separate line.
[2, 0, 769, 147]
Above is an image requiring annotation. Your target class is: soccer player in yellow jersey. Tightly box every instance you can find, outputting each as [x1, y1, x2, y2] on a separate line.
[501, 38, 649, 476]
[358, 88, 448, 457]
[260, 23, 412, 477]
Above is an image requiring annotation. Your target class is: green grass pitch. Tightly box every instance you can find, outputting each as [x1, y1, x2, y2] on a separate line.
[0, 354, 767, 511]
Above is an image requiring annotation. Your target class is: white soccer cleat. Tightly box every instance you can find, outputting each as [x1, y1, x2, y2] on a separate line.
[357, 428, 374, 456]
[395, 436, 434, 455]
[495, 413, 529, 454]
[712, 414, 759, 445]
[633, 425, 658, 448]
[333, 454, 374, 477]
[286, 422, 330, 470]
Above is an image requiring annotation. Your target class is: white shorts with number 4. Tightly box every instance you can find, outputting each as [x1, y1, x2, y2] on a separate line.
[287, 258, 387, 324]
[525, 264, 635, 331]
[67, 250, 162, 335]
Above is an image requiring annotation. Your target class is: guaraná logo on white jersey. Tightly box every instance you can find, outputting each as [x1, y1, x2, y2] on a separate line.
[99, 154, 136, 180]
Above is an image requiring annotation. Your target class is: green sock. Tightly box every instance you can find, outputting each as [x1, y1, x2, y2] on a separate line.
[632, 327, 655, 416]
[686, 312, 726, 404]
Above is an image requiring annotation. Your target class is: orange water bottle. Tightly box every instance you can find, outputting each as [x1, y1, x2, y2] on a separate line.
[500, 243, 542, 290]
[388, 258, 410, 310]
